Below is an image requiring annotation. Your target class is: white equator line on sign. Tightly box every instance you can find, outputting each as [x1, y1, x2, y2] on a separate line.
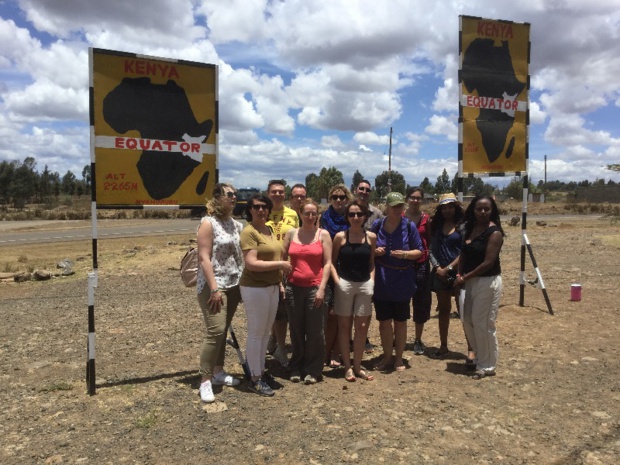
[95, 135, 215, 163]
[460, 94, 527, 116]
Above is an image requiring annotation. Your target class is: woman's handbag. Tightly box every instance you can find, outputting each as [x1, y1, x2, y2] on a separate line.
[180, 247, 198, 287]
[430, 266, 457, 292]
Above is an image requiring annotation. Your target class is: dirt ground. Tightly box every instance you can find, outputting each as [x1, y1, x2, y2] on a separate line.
[1, 212, 619, 464]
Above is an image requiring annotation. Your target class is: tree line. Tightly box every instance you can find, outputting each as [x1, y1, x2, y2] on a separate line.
[303, 167, 618, 202]
[2, 156, 617, 209]
[303, 167, 498, 201]
[0, 158, 90, 209]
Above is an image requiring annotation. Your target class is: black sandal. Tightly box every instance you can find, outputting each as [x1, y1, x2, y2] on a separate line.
[430, 348, 450, 359]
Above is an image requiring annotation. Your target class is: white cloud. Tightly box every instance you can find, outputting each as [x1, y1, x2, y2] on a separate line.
[529, 101, 546, 125]
[21, 0, 204, 44]
[4, 79, 88, 122]
[321, 135, 343, 148]
[353, 132, 390, 146]
[425, 115, 458, 142]
[545, 114, 620, 148]
[1, 0, 620, 188]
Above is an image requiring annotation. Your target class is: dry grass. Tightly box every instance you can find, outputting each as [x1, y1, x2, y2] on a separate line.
[0, 233, 194, 279]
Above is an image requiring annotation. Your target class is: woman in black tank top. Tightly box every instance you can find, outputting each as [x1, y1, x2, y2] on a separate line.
[454, 196, 505, 380]
[332, 201, 377, 382]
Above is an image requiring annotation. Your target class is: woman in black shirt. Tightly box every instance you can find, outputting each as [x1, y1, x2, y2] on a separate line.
[454, 195, 504, 380]
[332, 200, 377, 382]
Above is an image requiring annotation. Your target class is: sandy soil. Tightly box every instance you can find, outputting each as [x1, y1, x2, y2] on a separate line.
[1, 214, 619, 464]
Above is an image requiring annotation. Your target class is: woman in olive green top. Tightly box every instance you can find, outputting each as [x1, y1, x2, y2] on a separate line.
[240, 194, 292, 397]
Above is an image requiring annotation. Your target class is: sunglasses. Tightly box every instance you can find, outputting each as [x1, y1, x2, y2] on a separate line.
[292, 195, 307, 200]
[331, 195, 347, 201]
[357, 187, 371, 193]
[225, 191, 236, 198]
[409, 196, 422, 201]
[251, 204, 269, 211]
[347, 212, 365, 218]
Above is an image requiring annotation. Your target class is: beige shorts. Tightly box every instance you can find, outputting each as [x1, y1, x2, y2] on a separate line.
[334, 277, 374, 317]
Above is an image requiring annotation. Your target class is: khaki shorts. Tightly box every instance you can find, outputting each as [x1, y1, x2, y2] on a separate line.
[333, 277, 374, 317]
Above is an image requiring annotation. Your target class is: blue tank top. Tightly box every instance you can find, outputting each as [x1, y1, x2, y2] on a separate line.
[431, 228, 461, 266]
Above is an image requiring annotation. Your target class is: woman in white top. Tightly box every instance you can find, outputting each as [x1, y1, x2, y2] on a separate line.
[197, 183, 244, 403]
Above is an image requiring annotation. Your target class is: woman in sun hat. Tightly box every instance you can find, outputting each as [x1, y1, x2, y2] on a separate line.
[428, 192, 465, 358]
[370, 192, 424, 372]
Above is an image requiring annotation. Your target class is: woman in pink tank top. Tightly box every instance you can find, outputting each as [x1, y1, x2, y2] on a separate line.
[282, 199, 333, 384]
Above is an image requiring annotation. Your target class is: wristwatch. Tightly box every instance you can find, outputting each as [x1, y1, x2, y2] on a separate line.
[447, 265, 454, 272]
[211, 287, 220, 293]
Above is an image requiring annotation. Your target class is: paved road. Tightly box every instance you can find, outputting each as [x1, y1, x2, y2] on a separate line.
[0, 215, 599, 246]
[0, 218, 201, 246]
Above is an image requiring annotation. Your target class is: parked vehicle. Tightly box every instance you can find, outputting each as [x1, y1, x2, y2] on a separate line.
[233, 187, 261, 216]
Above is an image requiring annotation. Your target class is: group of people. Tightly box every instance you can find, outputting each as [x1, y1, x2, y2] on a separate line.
[195, 179, 505, 402]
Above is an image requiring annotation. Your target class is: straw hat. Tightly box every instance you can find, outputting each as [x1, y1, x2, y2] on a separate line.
[438, 193, 457, 205]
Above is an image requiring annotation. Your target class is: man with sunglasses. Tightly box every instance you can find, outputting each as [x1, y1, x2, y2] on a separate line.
[265, 179, 299, 366]
[289, 183, 308, 222]
[355, 180, 383, 232]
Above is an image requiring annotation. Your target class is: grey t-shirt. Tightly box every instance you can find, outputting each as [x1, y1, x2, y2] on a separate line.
[363, 204, 384, 231]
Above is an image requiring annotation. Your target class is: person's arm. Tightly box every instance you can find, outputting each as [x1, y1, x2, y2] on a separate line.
[391, 223, 423, 261]
[436, 256, 459, 279]
[197, 219, 222, 312]
[315, 230, 333, 307]
[367, 232, 376, 280]
[282, 228, 295, 262]
[455, 231, 503, 285]
[242, 232, 292, 273]
[331, 232, 343, 284]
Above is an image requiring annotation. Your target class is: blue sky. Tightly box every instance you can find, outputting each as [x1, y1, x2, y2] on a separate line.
[1, 0, 619, 191]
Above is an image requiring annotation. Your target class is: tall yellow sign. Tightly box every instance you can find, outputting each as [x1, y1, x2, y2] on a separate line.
[90, 48, 217, 206]
[460, 16, 530, 174]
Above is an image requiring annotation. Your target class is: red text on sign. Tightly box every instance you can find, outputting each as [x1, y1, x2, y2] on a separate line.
[466, 95, 518, 111]
[103, 181, 138, 192]
[124, 60, 180, 79]
[477, 21, 514, 39]
[114, 137, 201, 153]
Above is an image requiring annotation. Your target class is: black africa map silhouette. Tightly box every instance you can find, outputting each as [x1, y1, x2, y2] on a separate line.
[462, 38, 526, 163]
[103, 77, 213, 200]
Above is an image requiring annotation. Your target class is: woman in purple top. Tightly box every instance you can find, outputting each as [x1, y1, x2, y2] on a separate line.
[371, 192, 423, 372]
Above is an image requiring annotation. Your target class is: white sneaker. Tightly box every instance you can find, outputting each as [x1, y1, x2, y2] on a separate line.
[199, 380, 215, 403]
[212, 371, 240, 386]
[273, 347, 288, 367]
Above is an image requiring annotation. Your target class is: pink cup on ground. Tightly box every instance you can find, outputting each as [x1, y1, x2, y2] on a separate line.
[570, 284, 582, 301]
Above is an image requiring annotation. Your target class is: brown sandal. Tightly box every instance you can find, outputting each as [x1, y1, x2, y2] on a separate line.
[355, 370, 374, 381]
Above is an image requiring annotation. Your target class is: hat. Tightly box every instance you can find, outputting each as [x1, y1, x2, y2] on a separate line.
[386, 192, 405, 206]
[438, 193, 457, 205]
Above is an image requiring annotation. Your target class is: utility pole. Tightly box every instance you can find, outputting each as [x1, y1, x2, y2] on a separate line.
[388, 127, 393, 193]
[543, 154, 547, 203]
